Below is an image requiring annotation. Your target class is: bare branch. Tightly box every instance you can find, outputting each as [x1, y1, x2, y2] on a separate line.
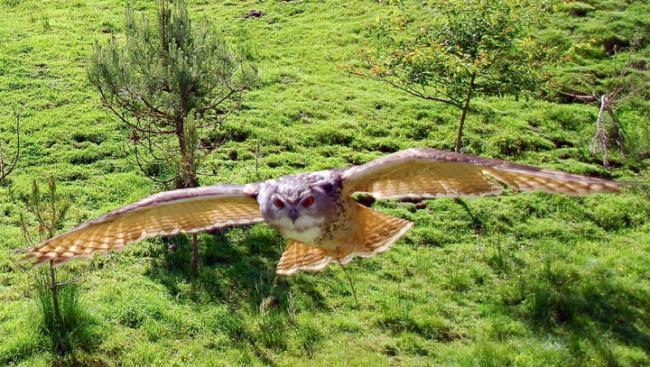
[195, 87, 242, 115]
[0, 111, 20, 182]
[378, 75, 461, 107]
[131, 142, 176, 184]
[590, 95, 610, 167]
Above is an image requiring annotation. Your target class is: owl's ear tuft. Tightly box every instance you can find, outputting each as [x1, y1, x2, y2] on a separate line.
[319, 182, 334, 193]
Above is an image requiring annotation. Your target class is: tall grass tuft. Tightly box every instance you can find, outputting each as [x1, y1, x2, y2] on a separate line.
[33, 267, 83, 354]
[41, 14, 51, 32]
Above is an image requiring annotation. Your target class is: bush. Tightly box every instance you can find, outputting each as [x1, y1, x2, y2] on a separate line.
[488, 131, 555, 158]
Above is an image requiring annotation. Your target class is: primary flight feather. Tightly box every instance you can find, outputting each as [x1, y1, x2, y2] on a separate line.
[22, 148, 621, 275]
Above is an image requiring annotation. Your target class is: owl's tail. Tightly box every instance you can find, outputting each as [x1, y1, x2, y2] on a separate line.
[276, 240, 332, 276]
[276, 204, 413, 276]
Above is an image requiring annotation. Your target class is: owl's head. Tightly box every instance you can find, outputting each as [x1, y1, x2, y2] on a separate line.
[259, 172, 341, 231]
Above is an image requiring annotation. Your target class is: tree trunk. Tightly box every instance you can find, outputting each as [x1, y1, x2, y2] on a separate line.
[455, 76, 475, 153]
[175, 117, 201, 274]
[49, 261, 62, 327]
[191, 233, 200, 274]
[175, 119, 198, 189]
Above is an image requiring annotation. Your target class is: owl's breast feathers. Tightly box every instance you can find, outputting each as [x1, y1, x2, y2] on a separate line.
[274, 215, 326, 245]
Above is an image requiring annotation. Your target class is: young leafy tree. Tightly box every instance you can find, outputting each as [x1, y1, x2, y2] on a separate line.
[363, 0, 548, 152]
[88, 0, 257, 273]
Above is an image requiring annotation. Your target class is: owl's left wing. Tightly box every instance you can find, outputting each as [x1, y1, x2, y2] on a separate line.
[342, 148, 621, 200]
[21, 184, 263, 266]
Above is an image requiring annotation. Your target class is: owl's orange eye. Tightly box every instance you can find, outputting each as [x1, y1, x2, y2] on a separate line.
[302, 195, 315, 207]
[273, 198, 285, 209]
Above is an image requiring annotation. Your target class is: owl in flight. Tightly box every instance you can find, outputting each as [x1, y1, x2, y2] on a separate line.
[23, 149, 621, 275]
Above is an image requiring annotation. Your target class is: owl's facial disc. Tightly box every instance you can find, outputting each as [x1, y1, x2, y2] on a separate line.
[271, 191, 315, 223]
[261, 174, 339, 237]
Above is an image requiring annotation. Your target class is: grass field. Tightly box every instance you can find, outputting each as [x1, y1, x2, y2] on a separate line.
[0, 0, 649, 366]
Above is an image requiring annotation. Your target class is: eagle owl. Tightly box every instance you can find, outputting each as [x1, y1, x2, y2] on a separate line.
[22, 149, 621, 275]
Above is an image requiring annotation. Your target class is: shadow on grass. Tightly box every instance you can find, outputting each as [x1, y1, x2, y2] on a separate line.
[144, 224, 330, 312]
[510, 259, 650, 360]
[140, 225, 335, 364]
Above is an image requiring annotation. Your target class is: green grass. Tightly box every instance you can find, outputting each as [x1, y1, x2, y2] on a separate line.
[0, 0, 649, 365]
[32, 267, 93, 355]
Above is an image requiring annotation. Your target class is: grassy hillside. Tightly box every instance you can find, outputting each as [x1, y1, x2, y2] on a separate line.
[1, 0, 649, 366]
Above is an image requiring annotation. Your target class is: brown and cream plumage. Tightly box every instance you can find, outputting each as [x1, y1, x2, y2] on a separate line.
[21, 148, 622, 275]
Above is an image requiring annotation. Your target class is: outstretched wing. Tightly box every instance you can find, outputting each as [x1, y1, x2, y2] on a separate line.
[343, 148, 621, 200]
[22, 184, 263, 266]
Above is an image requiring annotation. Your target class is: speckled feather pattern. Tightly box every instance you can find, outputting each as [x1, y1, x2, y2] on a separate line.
[22, 185, 263, 266]
[343, 148, 620, 199]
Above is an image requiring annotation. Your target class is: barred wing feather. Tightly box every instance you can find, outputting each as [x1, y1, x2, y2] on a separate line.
[343, 148, 620, 200]
[22, 184, 263, 266]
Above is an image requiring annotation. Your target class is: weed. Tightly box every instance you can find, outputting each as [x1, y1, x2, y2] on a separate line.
[256, 312, 288, 351]
[41, 15, 51, 32]
[296, 320, 323, 357]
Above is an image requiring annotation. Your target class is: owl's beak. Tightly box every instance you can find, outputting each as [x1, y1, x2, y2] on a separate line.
[288, 207, 299, 223]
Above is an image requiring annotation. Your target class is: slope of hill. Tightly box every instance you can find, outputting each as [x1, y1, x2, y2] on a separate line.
[0, 1, 648, 365]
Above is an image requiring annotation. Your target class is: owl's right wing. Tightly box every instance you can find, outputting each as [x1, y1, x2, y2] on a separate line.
[20, 184, 264, 266]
